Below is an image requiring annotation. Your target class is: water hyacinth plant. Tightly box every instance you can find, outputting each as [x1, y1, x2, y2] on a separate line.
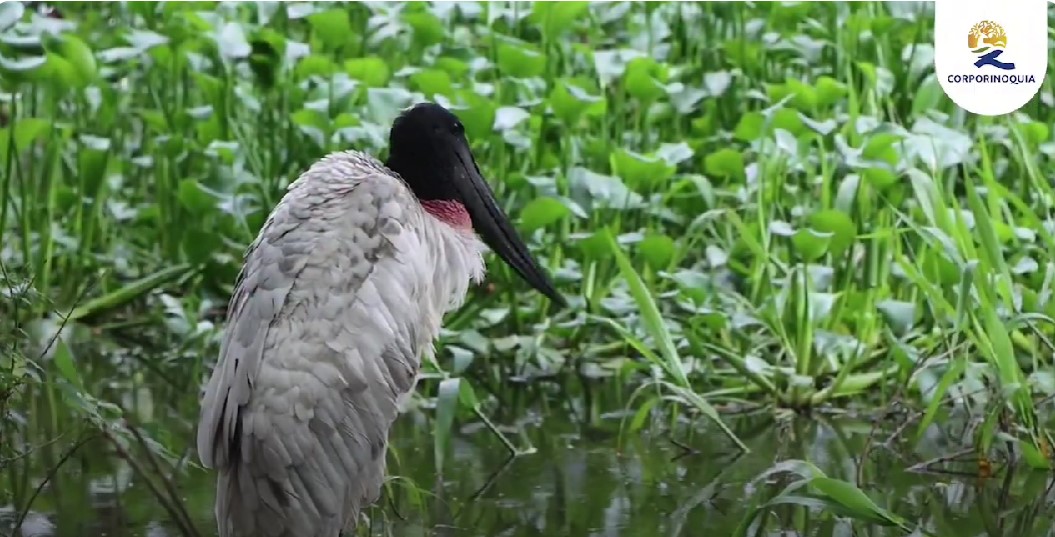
[1, 2, 1054, 536]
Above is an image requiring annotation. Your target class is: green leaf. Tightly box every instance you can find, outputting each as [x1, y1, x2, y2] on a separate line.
[68, 264, 195, 322]
[911, 74, 944, 118]
[54, 33, 97, 86]
[637, 233, 675, 269]
[1016, 437, 1052, 470]
[177, 179, 216, 214]
[772, 79, 818, 110]
[434, 57, 469, 80]
[13, 118, 51, 151]
[814, 76, 847, 107]
[331, 113, 358, 131]
[862, 166, 897, 191]
[659, 381, 749, 452]
[791, 228, 831, 261]
[182, 228, 223, 265]
[921, 249, 961, 286]
[291, 108, 328, 132]
[627, 395, 658, 433]
[915, 355, 965, 444]
[43, 53, 79, 88]
[771, 108, 805, 135]
[809, 477, 910, 528]
[610, 148, 675, 188]
[497, 41, 546, 79]
[734, 112, 765, 141]
[1018, 121, 1050, 146]
[578, 229, 613, 260]
[786, 78, 818, 109]
[703, 148, 745, 180]
[519, 197, 570, 232]
[980, 296, 1035, 428]
[52, 340, 83, 389]
[876, 300, 916, 335]
[457, 378, 479, 408]
[409, 68, 453, 99]
[308, 8, 352, 51]
[604, 229, 688, 386]
[455, 90, 496, 141]
[404, 11, 446, 47]
[807, 209, 856, 257]
[624, 57, 667, 102]
[295, 54, 337, 80]
[344, 57, 390, 87]
[77, 138, 110, 195]
[862, 132, 902, 165]
[549, 79, 602, 125]
[529, 1, 588, 38]
[716, 34, 758, 68]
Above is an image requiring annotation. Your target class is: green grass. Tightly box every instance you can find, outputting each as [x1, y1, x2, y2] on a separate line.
[2, 1, 1055, 535]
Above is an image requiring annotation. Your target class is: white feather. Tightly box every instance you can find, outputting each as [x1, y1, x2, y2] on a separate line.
[196, 150, 485, 537]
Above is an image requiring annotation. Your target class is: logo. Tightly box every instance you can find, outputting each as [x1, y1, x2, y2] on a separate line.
[947, 19, 1034, 89]
[968, 20, 1014, 70]
[934, 0, 1047, 116]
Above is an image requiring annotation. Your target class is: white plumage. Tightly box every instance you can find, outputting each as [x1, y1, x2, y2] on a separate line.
[197, 151, 485, 537]
[196, 102, 563, 537]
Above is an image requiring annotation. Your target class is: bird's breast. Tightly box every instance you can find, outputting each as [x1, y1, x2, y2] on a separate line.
[418, 212, 487, 315]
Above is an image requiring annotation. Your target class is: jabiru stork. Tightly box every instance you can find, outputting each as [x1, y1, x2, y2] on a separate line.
[196, 102, 564, 537]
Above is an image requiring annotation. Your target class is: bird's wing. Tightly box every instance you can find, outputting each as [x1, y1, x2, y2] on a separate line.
[196, 152, 449, 537]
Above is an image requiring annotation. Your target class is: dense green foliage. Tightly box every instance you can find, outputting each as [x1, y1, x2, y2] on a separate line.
[2, 2, 1054, 535]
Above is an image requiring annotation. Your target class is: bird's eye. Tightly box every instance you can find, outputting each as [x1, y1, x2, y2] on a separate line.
[451, 122, 464, 135]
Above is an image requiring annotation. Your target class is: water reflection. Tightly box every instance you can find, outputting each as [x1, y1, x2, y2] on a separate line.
[2, 406, 1054, 536]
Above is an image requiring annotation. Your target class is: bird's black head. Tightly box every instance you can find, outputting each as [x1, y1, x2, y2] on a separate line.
[384, 102, 565, 307]
[386, 102, 467, 203]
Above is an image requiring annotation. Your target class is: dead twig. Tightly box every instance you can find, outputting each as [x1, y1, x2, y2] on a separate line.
[125, 419, 201, 537]
[905, 447, 986, 476]
[12, 432, 98, 535]
[102, 425, 203, 537]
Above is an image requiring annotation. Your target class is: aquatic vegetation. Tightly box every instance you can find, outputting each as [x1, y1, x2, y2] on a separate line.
[1, 1, 1054, 535]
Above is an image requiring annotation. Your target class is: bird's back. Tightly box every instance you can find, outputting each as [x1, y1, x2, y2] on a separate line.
[196, 151, 486, 537]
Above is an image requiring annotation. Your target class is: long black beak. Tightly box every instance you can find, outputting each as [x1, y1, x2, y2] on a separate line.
[453, 144, 566, 307]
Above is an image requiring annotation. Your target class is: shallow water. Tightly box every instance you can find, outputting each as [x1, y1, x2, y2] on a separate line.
[4, 392, 1054, 537]
[2, 335, 1052, 537]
